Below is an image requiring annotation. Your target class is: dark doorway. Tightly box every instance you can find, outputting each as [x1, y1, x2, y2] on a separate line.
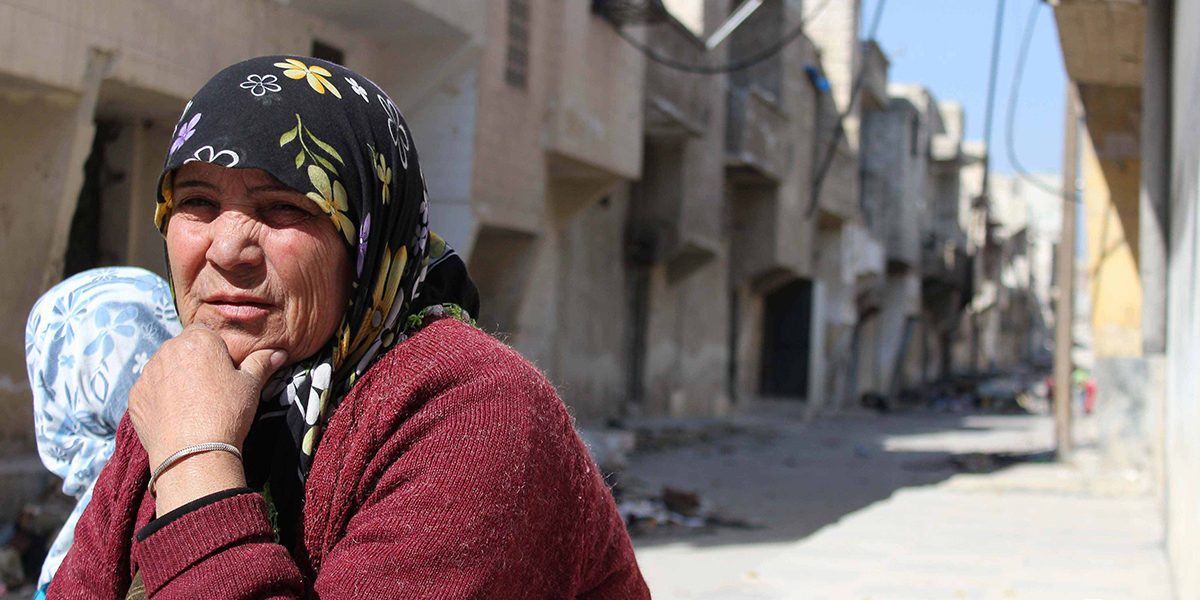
[64, 120, 123, 278]
[760, 278, 813, 399]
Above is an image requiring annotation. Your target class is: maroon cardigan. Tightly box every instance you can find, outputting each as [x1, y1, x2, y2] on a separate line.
[50, 318, 649, 598]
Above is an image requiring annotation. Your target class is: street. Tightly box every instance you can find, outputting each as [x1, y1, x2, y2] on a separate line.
[626, 410, 1171, 599]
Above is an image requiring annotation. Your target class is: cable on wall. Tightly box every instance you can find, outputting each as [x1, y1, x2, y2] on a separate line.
[806, 0, 888, 217]
[598, 0, 835, 75]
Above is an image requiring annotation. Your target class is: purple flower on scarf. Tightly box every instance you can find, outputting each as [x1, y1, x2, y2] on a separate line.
[170, 113, 202, 155]
[357, 212, 371, 275]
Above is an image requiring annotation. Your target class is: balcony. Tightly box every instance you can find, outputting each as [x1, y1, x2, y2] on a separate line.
[725, 85, 789, 183]
[861, 99, 922, 270]
[1053, 0, 1144, 90]
[627, 138, 722, 278]
[643, 29, 713, 139]
[814, 141, 860, 225]
[542, 0, 645, 181]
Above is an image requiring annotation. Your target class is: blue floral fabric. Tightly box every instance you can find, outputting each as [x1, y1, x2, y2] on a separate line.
[24, 267, 181, 593]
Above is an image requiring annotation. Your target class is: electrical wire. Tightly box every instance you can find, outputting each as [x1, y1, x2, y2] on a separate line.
[980, 0, 1007, 199]
[806, 0, 887, 217]
[1005, 0, 1064, 197]
[606, 0, 834, 75]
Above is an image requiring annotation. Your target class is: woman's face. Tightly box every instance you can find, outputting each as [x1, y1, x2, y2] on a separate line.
[166, 162, 351, 364]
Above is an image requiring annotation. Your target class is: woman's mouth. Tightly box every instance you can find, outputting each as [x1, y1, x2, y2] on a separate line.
[204, 296, 273, 321]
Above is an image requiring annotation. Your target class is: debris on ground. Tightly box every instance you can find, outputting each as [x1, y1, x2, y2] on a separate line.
[660, 487, 700, 516]
[949, 450, 1056, 474]
[617, 485, 760, 536]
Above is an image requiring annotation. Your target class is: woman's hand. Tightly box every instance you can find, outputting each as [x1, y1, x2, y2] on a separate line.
[128, 324, 286, 515]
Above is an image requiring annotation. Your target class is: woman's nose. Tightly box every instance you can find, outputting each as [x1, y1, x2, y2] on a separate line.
[206, 211, 265, 271]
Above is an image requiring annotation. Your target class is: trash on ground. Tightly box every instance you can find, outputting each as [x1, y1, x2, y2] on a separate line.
[617, 486, 759, 536]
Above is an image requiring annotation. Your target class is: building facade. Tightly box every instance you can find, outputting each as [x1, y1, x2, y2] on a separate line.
[0, 0, 1060, 525]
[1052, 0, 1200, 594]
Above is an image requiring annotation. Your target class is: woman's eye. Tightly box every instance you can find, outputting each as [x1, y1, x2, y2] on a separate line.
[264, 202, 314, 225]
[174, 197, 218, 218]
[267, 202, 312, 218]
[178, 197, 216, 209]
[270, 202, 307, 213]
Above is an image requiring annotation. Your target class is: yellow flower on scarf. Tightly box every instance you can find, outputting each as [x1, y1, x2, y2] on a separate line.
[373, 150, 392, 204]
[332, 321, 352, 371]
[155, 175, 174, 232]
[274, 58, 342, 99]
[305, 165, 356, 245]
[343, 244, 407, 370]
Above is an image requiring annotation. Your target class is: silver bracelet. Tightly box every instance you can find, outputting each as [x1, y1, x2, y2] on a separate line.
[148, 442, 243, 497]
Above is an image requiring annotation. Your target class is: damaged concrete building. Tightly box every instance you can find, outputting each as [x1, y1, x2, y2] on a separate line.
[0, 0, 1054, 521]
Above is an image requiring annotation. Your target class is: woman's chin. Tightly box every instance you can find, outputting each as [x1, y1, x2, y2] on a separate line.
[218, 333, 276, 366]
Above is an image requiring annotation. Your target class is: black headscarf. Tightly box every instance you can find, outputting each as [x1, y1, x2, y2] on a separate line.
[155, 56, 478, 485]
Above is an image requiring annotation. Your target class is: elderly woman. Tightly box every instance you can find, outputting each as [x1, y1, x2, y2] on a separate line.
[50, 56, 647, 599]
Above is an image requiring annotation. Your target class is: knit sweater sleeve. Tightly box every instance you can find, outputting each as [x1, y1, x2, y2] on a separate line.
[55, 322, 647, 598]
[47, 415, 145, 598]
[304, 325, 649, 598]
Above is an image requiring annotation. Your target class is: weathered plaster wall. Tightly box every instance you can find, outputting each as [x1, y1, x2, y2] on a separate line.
[552, 190, 632, 424]
[1164, 0, 1200, 594]
[0, 0, 386, 106]
[410, 66, 479, 257]
[0, 97, 77, 449]
[1082, 128, 1143, 358]
[642, 251, 731, 418]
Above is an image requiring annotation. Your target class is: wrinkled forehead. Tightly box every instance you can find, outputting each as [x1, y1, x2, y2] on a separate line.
[171, 162, 300, 195]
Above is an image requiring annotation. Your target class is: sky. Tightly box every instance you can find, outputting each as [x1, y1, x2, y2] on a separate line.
[860, 0, 1067, 177]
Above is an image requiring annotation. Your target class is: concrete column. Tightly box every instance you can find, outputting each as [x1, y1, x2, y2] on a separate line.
[40, 48, 116, 290]
[1141, 0, 1171, 355]
[1140, 0, 1172, 507]
[804, 279, 828, 420]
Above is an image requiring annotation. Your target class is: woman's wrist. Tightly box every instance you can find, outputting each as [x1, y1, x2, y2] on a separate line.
[152, 450, 247, 516]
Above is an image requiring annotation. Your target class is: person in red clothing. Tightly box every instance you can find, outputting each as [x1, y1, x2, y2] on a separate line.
[49, 56, 648, 599]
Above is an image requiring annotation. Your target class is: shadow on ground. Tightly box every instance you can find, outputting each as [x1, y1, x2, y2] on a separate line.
[621, 410, 1054, 550]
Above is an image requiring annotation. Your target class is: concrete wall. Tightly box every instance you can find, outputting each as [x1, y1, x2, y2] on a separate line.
[0, 98, 77, 450]
[411, 66, 479, 256]
[551, 190, 632, 423]
[1164, 0, 1200, 594]
[642, 251, 731, 417]
[541, 0, 644, 182]
[471, 0, 645, 368]
[1082, 128, 1144, 357]
[469, 0, 549, 238]
[629, 0, 731, 419]
[861, 96, 922, 268]
[0, 0, 392, 104]
[805, 0, 861, 148]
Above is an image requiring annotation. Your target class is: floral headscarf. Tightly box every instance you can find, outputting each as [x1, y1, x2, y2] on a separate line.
[24, 267, 182, 592]
[156, 56, 478, 479]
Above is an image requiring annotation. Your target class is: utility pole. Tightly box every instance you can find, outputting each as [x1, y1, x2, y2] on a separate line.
[1054, 83, 1080, 459]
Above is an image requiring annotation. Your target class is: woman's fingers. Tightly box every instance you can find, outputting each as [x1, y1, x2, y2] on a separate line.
[130, 324, 284, 469]
[239, 348, 288, 387]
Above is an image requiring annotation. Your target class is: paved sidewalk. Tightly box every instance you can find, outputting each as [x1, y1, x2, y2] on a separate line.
[630, 412, 1172, 599]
